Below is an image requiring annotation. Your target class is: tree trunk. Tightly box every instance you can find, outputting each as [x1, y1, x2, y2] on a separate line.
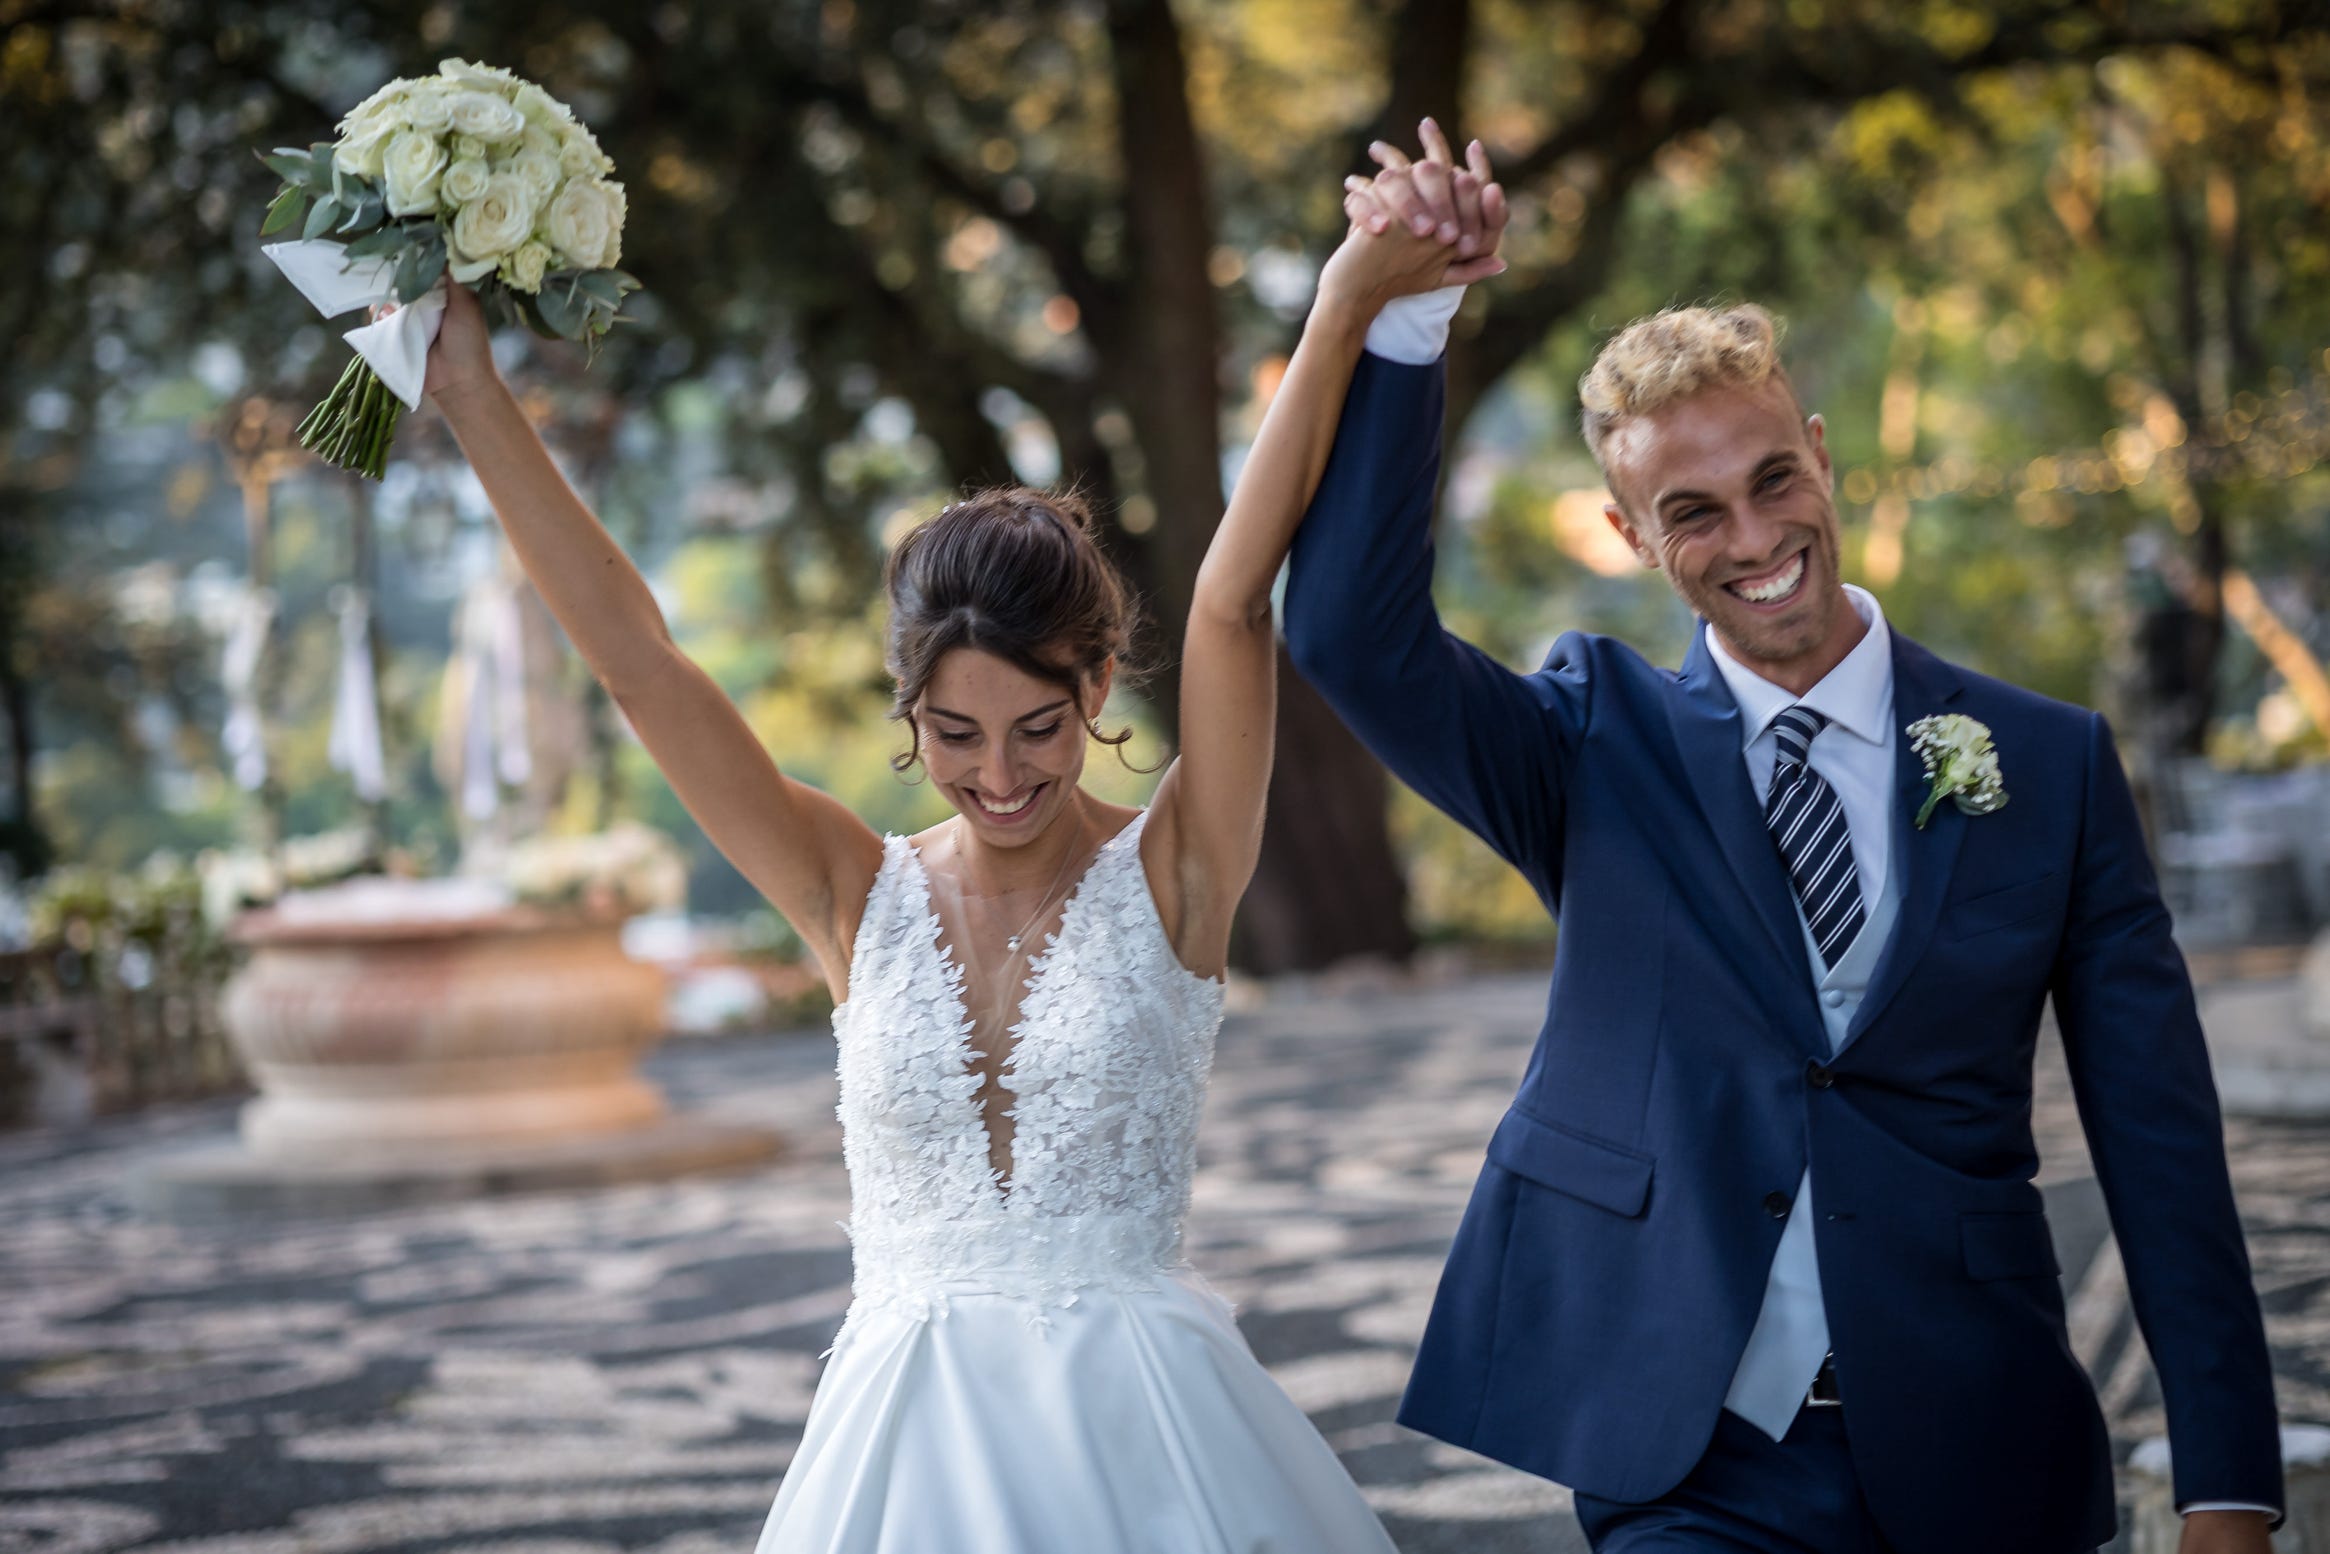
[2159, 170, 2227, 755]
[0, 642, 48, 879]
[1234, 649, 1416, 969]
[1376, 0, 1473, 149]
[1105, 0, 1416, 971]
[241, 472, 287, 852]
[347, 477, 391, 848]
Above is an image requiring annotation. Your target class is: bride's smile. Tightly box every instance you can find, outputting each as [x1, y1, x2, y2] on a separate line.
[915, 645, 1111, 856]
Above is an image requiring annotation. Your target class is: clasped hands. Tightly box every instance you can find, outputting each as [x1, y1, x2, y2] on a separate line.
[1319, 117, 1510, 319]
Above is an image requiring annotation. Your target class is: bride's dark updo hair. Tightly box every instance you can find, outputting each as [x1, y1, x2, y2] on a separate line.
[883, 487, 1145, 773]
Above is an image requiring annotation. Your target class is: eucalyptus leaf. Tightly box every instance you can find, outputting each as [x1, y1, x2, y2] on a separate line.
[572, 271, 625, 305]
[532, 282, 584, 338]
[515, 292, 564, 341]
[303, 196, 346, 241]
[259, 185, 306, 237]
[338, 192, 384, 235]
[342, 224, 408, 259]
[408, 239, 447, 298]
[392, 242, 426, 305]
[307, 144, 338, 188]
[262, 150, 313, 185]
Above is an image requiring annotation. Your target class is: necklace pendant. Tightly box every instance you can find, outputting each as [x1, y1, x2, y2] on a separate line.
[1006, 935, 1022, 952]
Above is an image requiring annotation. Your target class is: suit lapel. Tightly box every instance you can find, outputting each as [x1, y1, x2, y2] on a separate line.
[1844, 634, 1969, 1048]
[1666, 628, 1822, 1039]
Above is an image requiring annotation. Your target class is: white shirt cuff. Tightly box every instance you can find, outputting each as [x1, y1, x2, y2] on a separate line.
[2180, 1502, 2280, 1516]
[1362, 285, 1466, 365]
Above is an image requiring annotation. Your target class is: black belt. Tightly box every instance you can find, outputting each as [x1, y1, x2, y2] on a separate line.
[1806, 1353, 1842, 1409]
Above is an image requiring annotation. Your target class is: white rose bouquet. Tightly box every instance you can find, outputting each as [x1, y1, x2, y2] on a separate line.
[258, 59, 638, 478]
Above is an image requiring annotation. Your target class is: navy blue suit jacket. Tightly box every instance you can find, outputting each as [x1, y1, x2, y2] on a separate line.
[1283, 352, 2282, 1553]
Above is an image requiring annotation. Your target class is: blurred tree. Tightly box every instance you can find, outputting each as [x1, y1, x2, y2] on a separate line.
[1742, 36, 2330, 779]
[1, 0, 2314, 963]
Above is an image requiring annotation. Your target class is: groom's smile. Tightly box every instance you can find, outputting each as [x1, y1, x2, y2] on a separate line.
[1600, 376, 1863, 695]
[1722, 547, 1808, 607]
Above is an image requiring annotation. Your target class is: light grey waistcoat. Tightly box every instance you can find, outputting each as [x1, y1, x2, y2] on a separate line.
[1720, 837, 1904, 1436]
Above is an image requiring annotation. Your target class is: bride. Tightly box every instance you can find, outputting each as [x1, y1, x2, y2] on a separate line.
[417, 134, 1504, 1553]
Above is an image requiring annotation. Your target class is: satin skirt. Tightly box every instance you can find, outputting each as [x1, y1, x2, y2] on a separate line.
[754, 1270, 1397, 1554]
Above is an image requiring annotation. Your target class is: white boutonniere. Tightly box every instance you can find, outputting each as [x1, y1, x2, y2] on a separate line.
[1907, 714, 2007, 829]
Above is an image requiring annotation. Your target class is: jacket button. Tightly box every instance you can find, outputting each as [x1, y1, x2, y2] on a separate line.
[1764, 1190, 1792, 1219]
[1822, 988, 1846, 1008]
[1806, 1061, 1835, 1090]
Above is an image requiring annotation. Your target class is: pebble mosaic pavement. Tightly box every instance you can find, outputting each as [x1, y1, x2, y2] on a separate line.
[4, 970, 2327, 1554]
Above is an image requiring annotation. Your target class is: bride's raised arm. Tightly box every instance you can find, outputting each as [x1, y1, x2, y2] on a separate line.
[424, 285, 884, 996]
[1149, 128, 1505, 978]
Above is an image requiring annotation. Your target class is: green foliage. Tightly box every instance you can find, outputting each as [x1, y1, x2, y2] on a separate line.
[26, 854, 237, 996]
[6, 0, 2325, 958]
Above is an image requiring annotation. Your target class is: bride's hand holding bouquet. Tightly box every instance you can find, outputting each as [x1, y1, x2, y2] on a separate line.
[258, 59, 639, 478]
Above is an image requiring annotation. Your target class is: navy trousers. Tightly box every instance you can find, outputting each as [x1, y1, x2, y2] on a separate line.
[1573, 1407, 1894, 1554]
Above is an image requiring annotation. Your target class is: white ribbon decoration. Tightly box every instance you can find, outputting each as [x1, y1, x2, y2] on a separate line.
[448, 574, 532, 821]
[219, 587, 274, 792]
[490, 581, 531, 789]
[262, 239, 449, 411]
[327, 593, 387, 802]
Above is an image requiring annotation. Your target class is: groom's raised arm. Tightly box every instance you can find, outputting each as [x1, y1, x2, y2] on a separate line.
[1283, 338, 1588, 896]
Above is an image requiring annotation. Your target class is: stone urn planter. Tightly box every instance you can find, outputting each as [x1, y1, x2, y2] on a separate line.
[221, 879, 668, 1159]
[130, 876, 781, 1218]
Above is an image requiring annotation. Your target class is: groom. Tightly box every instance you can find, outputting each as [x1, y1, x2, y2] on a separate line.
[1287, 134, 2284, 1554]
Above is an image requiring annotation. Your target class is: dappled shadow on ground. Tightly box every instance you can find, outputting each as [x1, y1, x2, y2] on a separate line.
[2, 973, 2323, 1554]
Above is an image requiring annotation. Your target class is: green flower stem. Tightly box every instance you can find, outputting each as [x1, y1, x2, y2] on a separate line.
[1915, 779, 1946, 830]
[294, 354, 403, 481]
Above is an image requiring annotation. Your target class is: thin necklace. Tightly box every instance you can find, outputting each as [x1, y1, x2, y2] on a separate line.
[956, 812, 1085, 953]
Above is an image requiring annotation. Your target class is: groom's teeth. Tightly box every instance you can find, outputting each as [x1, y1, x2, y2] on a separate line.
[1733, 553, 1805, 603]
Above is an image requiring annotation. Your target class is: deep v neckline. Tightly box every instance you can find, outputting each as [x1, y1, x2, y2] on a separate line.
[899, 813, 1143, 1198]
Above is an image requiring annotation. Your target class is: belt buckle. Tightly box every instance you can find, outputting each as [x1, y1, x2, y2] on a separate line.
[1805, 1354, 1843, 1409]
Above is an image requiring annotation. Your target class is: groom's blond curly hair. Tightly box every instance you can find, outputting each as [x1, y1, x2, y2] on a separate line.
[1579, 304, 1802, 490]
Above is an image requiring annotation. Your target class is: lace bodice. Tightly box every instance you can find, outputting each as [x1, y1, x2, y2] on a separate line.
[832, 809, 1225, 1318]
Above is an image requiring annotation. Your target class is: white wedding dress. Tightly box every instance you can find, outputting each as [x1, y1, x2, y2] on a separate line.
[755, 810, 1396, 1554]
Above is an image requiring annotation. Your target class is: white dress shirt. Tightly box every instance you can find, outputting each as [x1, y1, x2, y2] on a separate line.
[1706, 588, 1896, 910]
[1364, 286, 1466, 364]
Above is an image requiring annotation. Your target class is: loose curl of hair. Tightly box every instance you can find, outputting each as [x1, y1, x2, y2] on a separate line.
[1579, 302, 1802, 480]
[882, 486, 1152, 775]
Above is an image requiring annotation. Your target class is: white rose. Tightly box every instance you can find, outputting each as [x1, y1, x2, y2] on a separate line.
[405, 84, 458, 133]
[500, 240, 553, 294]
[543, 176, 623, 270]
[450, 171, 537, 261]
[439, 156, 490, 208]
[520, 122, 561, 161]
[440, 58, 520, 90]
[446, 88, 526, 144]
[513, 82, 576, 130]
[333, 119, 396, 180]
[338, 80, 407, 137]
[447, 248, 499, 285]
[559, 133, 612, 180]
[404, 83, 454, 133]
[451, 133, 490, 163]
[508, 147, 562, 205]
[380, 129, 449, 217]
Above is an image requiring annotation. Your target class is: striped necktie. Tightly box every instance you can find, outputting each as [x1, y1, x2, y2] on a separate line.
[1766, 705, 1866, 968]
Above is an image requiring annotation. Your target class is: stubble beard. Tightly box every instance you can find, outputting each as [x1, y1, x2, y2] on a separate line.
[1687, 521, 1846, 673]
